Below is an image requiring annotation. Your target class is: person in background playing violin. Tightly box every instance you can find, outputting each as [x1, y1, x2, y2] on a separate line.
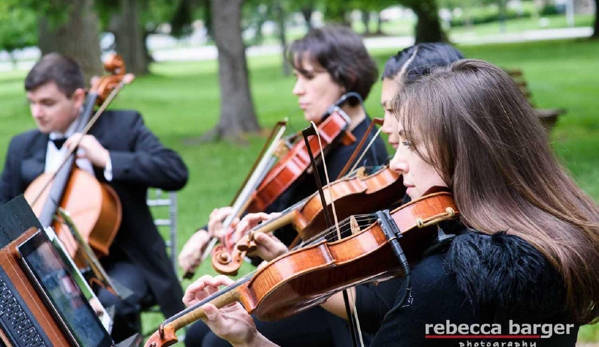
[184, 59, 599, 346]
[183, 44, 465, 347]
[181, 25, 389, 347]
[179, 25, 387, 274]
[0, 53, 189, 342]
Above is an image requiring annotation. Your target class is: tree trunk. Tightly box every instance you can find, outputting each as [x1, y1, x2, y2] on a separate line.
[409, 0, 446, 43]
[592, 0, 599, 39]
[112, 0, 149, 75]
[9, 51, 17, 70]
[326, 6, 351, 26]
[498, 0, 507, 34]
[203, 0, 214, 41]
[210, 0, 260, 140]
[376, 12, 384, 34]
[275, 3, 290, 76]
[301, 6, 313, 32]
[38, 0, 103, 85]
[362, 11, 371, 35]
[143, 30, 155, 64]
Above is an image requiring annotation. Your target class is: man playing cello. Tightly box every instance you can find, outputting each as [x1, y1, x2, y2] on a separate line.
[0, 53, 188, 343]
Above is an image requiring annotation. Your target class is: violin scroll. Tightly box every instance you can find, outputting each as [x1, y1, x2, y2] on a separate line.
[145, 324, 178, 347]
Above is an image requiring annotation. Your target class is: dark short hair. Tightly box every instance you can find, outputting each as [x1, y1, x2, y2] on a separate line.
[25, 53, 85, 97]
[382, 43, 464, 83]
[286, 25, 378, 107]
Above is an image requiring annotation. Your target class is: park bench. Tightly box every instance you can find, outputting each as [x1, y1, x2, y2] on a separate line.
[505, 69, 566, 132]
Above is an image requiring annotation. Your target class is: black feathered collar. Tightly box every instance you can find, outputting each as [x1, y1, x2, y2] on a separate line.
[444, 231, 568, 323]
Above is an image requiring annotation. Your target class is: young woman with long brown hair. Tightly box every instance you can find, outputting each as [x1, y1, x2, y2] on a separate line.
[183, 59, 599, 346]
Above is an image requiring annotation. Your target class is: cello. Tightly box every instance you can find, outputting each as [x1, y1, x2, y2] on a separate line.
[146, 191, 459, 347]
[24, 54, 134, 265]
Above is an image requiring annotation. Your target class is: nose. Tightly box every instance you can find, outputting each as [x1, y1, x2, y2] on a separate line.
[381, 113, 393, 136]
[389, 148, 408, 174]
[292, 79, 304, 96]
[31, 104, 44, 119]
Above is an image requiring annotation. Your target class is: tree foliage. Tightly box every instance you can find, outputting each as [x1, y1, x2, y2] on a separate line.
[0, 4, 38, 54]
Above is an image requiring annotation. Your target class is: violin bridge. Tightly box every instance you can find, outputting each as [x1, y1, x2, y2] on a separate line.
[350, 216, 361, 235]
[274, 140, 291, 158]
[356, 166, 367, 180]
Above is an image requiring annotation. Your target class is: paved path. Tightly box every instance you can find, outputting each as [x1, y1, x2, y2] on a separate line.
[0, 26, 592, 71]
[151, 26, 592, 62]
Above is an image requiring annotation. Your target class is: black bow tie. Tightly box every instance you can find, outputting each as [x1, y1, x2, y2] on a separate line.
[51, 137, 67, 149]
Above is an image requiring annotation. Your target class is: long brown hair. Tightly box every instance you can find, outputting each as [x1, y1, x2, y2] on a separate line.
[395, 59, 599, 323]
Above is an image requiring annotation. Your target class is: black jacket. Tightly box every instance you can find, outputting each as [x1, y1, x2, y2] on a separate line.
[0, 110, 188, 317]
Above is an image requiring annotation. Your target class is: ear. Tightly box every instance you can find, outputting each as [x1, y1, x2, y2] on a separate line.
[71, 88, 86, 109]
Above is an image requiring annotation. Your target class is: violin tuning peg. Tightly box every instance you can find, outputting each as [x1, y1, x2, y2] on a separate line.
[246, 242, 257, 253]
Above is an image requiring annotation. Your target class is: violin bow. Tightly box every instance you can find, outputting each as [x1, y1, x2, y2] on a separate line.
[338, 118, 384, 179]
[301, 120, 363, 347]
[182, 120, 288, 280]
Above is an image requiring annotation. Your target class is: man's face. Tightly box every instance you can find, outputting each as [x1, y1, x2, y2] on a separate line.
[26, 82, 84, 134]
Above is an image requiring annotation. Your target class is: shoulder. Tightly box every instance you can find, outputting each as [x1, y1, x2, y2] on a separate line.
[7, 129, 41, 152]
[99, 109, 144, 128]
[445, 231, 567, 321]
[12, 129, 40, 144]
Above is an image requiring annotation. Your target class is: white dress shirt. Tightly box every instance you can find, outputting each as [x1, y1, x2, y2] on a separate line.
[44, 118, 113, 181]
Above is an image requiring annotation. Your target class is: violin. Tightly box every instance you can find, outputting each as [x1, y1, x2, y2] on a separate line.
[24, 54, 134, 266]
[146, 191, 459, 347]
[212, 165, 406, 275]
[184, 94, 359, 279]
[245, 106, 356, 213]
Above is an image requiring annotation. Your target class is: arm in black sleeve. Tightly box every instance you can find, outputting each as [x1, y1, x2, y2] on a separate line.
[369, 254, 475, 347]
[109, 112, 188, 191]
[354, 278, 404, 334]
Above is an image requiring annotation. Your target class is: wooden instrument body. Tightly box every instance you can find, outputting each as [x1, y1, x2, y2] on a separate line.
[24, 168, 122, 262]
[212, 166, 406, 275]
[293, 166, 405, 239]
[146, 192, 458, 347]
[247, 111, 355, 213]
[245, 192, 457, 321]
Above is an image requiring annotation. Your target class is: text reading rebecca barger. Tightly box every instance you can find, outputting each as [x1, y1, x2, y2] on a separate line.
[424, 320, 576, 340]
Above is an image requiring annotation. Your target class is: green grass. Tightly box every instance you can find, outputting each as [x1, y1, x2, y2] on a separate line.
[2, 38, 599, 341]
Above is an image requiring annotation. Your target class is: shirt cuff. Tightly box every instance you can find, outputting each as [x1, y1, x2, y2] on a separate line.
[103, 155, 113, 182]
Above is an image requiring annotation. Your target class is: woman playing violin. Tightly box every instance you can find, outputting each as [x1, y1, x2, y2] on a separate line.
[0, 53, 189, 342]
[185, 59, 599, 346]
[179, 25, 387, 274]
[182, 44, 466, 347]
[181, 25, 390, 347]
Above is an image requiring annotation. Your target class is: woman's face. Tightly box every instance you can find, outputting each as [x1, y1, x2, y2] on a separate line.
[380, 78, 401, 149]
[292, 58, 345, 123]
[389, 122, 447, 199]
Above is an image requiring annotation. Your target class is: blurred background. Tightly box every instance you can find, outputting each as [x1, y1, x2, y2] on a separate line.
[1, 0, 598, 343]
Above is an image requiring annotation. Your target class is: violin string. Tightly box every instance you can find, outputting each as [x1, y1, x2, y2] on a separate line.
[309, 215, 372, 241]
[310, 122, 365, 347]
[297, 215, 375, 249]
[310, 122, 342, 239]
